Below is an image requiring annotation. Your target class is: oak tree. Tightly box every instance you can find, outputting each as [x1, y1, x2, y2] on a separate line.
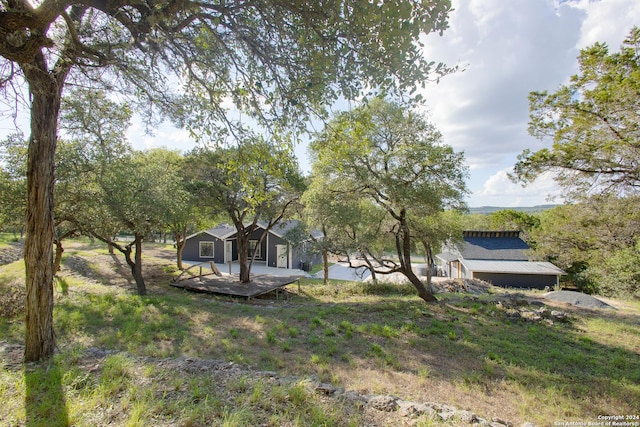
[1, 0, 454, 361]
[530, 195, 640, 297]
[309, 98, 468, 302]
[186, 136, 304, 283]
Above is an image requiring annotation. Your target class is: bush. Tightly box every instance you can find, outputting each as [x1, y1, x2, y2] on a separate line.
[591, 245, 640, 298]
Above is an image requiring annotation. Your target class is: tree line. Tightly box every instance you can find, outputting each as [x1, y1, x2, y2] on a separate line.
[1, 94, 470, 302]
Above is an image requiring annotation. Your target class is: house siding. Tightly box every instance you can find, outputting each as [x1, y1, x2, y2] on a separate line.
[266, 234, 323, 269]
[267, 234, 288, 267]
[183, 233, 226, 264]
[184, 220, 323, 270]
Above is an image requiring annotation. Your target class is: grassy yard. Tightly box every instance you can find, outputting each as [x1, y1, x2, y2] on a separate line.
[1, 240, 639, 426]
[0, 232, 21, 248]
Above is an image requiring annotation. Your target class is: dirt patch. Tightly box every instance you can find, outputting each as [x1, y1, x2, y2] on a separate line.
[0, 244, 23, 266]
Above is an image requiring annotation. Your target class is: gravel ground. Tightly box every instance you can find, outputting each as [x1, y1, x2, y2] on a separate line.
[542, 290, 614, 309]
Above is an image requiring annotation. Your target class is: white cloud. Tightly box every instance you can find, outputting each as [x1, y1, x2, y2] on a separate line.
[126, 118, 195, 152]
[418, 0, 640, 206]
[571, 0, 640, 48]
[472, 168, 564, 207]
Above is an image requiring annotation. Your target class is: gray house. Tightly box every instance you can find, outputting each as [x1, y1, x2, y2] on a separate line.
[183, 220, 322, 270]
[437, 231, 565, 289]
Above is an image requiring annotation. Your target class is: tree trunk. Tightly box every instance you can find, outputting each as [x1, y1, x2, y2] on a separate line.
[123, 234, 146, 295]
[322, 248, 329, 286]
[23, 67, 64, 362]
[53, 230, 75, 274]
[398, 219, 437, 303]
[424, 242, 434, 289]
[405, 265, 436, 302]
[318, 225, 330, 286]
[362, 254, 378, 282]
[133, 234, 146, 295]
[175, 228, 186, 270]
[237, 232, 250, 283]
[53, 240, 64, 273]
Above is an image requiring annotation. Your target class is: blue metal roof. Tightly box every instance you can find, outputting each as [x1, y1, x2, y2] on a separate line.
[461, 231, 530, 261]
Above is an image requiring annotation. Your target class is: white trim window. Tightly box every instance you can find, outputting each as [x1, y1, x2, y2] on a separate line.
[249, 239, 261, 259]
[199, 241, 215, 258]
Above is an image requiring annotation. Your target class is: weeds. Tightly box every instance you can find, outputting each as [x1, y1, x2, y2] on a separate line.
[1, 240, 639, 425]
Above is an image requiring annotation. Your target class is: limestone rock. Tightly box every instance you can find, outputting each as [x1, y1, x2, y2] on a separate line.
[368, 395, 399, 412]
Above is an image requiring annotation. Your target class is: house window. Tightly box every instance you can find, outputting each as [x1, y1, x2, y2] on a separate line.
[249, 240, 261, 259]
[199, 241, 215, 258]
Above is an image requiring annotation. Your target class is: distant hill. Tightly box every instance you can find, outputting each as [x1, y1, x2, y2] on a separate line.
[468, 204, 558, 214]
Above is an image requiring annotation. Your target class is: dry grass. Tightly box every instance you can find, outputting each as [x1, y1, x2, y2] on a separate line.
[1, 239, 639, 426]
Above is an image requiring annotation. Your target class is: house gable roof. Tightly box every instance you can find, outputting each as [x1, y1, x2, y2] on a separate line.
[267, 219, 324, 241]
[460, 230, 530, 261]
[187, 220, 322, 242]
[186, 223, 237, 241]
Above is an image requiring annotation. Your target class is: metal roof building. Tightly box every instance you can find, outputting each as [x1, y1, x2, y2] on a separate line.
[437, 231, 565, 290]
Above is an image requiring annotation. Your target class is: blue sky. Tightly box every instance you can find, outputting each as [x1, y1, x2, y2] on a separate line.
[418, 0, 640, 207]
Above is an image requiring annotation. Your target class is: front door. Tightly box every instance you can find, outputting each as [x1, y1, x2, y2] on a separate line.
[224, 240, 233, 263]
[276, 244, 288, 268]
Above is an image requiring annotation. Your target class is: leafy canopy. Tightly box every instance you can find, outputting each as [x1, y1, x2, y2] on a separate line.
[1, 0, 455, 133]
[512, 27, 640, 199]
[308, 98, 468, 301]
[530, 195, 640, 297]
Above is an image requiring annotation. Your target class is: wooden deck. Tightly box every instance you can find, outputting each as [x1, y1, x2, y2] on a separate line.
[171, 273, 302, 299]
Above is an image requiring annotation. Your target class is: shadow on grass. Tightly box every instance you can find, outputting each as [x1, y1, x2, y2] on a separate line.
[25, 358, 69, 427]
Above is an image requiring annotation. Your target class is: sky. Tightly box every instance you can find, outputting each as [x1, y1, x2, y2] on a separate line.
[3, 0, 639, 208]
[125, 0, 640, 208]
[418, 0, 640, 207]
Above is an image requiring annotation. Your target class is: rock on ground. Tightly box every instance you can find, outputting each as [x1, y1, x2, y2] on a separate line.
[432, 278, 491, 294]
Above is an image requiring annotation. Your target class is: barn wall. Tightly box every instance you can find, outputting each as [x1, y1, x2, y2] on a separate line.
[472, 272, 557, 290]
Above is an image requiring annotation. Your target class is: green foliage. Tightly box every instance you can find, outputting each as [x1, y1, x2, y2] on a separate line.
[0, 134, 27, 234]
[186, 135, 303, 220]
[307, 98, 468, 300]
[590, 242, 640, 297]
[489, 210, 540, 233]
[2, 0, 456, 136]
[185, 135, 304, 281]
[514, 27, 640, 199]
[531, 195, 640, 297]
[99, 149, 188, 237]
[458, 212, 493, 231]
